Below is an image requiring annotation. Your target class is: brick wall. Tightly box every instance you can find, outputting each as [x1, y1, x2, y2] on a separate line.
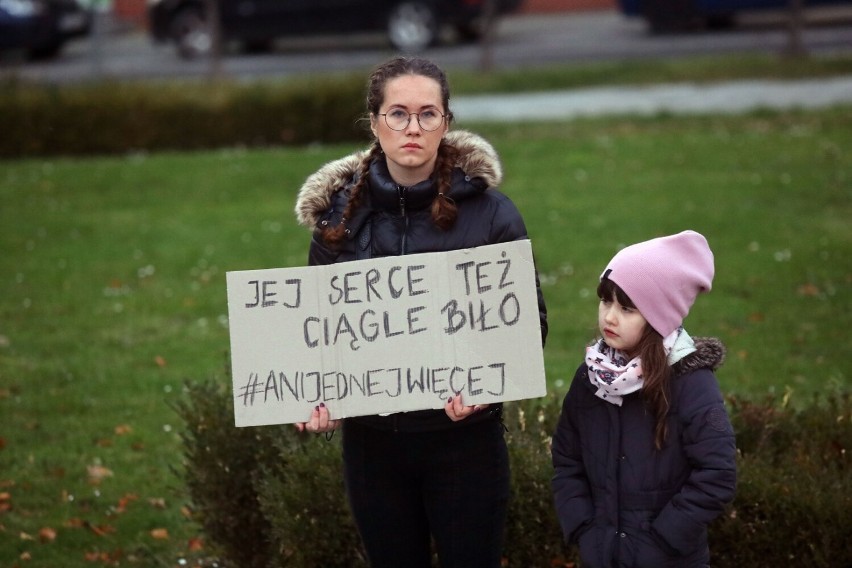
[113, 0, 147, 27]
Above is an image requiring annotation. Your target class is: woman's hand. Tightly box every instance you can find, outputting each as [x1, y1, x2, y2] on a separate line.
[295, 402, 340, 434]
[444, 392, 489, 422]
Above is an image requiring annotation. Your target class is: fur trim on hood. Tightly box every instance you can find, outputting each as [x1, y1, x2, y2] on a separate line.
[673, 337, 726, 376]
[294, 130, 503, 230]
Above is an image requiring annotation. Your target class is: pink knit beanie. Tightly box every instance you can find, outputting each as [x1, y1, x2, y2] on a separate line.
[602, 230, 714, 336]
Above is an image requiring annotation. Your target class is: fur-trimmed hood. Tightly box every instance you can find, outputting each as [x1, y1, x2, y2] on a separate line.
[673, 336, 726, 376]
[294, 130, 503, 230]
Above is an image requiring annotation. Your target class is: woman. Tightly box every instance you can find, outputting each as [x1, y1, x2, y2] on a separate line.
[293, 56, 547, 568]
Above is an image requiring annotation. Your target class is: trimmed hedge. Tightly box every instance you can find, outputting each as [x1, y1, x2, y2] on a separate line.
[0, 77, 369, 158]
[175, 383, 851, 567]
[710, 394, 852, 566]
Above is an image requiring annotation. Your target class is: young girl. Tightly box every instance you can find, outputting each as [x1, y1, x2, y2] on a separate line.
[551, 230, 736, 568]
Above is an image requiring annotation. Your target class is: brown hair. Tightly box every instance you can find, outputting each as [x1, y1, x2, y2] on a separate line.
[321, 56, 458, 246]
[597, 278, 672, 449]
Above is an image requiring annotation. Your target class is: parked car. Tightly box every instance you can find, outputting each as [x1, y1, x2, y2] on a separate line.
[0, 0, 92, 59]
[147, 0, 524, 59]
[616, 0, 852, 32]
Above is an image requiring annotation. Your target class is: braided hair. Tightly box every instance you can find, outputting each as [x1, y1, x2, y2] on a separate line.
[320, 56, 458, 246]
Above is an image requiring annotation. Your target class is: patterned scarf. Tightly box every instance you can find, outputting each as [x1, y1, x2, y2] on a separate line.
[585, 327, 695, 406]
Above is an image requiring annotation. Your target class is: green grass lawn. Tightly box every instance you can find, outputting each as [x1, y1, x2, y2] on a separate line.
[1, 107, 850, 566]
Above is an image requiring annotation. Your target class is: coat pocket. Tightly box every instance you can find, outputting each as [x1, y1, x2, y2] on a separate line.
[622, 520, 681, 568]
[577, 525, 606, 568]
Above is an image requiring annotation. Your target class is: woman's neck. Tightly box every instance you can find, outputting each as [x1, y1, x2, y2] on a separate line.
[385, 160, 436, 188]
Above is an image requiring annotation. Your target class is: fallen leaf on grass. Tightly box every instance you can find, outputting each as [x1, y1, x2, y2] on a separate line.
[84, 549, 123, 563]
[47, 466, 65, 479]
[155, 355, 167, 368]
[84, 521, 117, 537]
[115, 493, 138, 514]
[797, 283, 821, 297]
[188, 537, 204, 551]
[148, 497, 166, 509]
[0, 491, 11, 512]
[114, 424, 133, 435]
[150, 528, 169, 540]
[39, 527, 57, 543]
[86, 465, 113, 485]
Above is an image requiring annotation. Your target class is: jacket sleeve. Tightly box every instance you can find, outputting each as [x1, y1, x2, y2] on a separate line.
[551, 365, 596, 543]
[305, 180, 355, 267]
[651, 369, 737, 554]
[532, 258, 548, 347]
[307, 231, 338, 267]
[488, 191, 548, 346]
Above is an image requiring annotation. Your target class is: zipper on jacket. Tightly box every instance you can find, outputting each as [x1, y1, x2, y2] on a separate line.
[397, 185, 409, 255]
[614, 403, 625, 564]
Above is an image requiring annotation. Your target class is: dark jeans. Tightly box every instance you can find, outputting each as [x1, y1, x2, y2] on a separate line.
[342, 417, 510, 568]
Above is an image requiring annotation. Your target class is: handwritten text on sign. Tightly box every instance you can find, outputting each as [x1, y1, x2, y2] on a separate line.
[226, 240, 546, 427]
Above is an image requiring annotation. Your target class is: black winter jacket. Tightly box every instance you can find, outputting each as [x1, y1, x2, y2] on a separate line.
[551, 337, 736, 568]
[294, 130, 548, 432]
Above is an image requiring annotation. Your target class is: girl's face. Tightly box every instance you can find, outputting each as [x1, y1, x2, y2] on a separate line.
[598, 294, 648, 357]
[370, 74, 448, 187]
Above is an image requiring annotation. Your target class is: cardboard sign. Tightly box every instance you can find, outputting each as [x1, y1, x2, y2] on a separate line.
[226, 240, 546, 427]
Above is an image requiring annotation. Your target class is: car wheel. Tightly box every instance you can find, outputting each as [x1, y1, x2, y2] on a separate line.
[387, 1, 439, 52]
[28, 40, 64, 61]
[243, 39, 274, 53]
[171, 5, 213, 59]
[706, 13, 734, 30]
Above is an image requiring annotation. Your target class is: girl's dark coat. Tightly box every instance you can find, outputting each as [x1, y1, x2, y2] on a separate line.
[551, 337, 736, 568]
[294, 130, 548, 432]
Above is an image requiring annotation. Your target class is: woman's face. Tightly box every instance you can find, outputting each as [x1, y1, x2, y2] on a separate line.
[598, 295, 648, 357]
[370, 74, 448, 186]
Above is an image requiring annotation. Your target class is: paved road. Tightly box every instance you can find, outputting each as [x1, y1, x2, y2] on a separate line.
[2, 8, 852, 84]
[452, 75, 852, 121]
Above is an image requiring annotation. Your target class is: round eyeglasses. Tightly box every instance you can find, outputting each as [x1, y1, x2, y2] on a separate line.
[379, 109, 445, 132]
